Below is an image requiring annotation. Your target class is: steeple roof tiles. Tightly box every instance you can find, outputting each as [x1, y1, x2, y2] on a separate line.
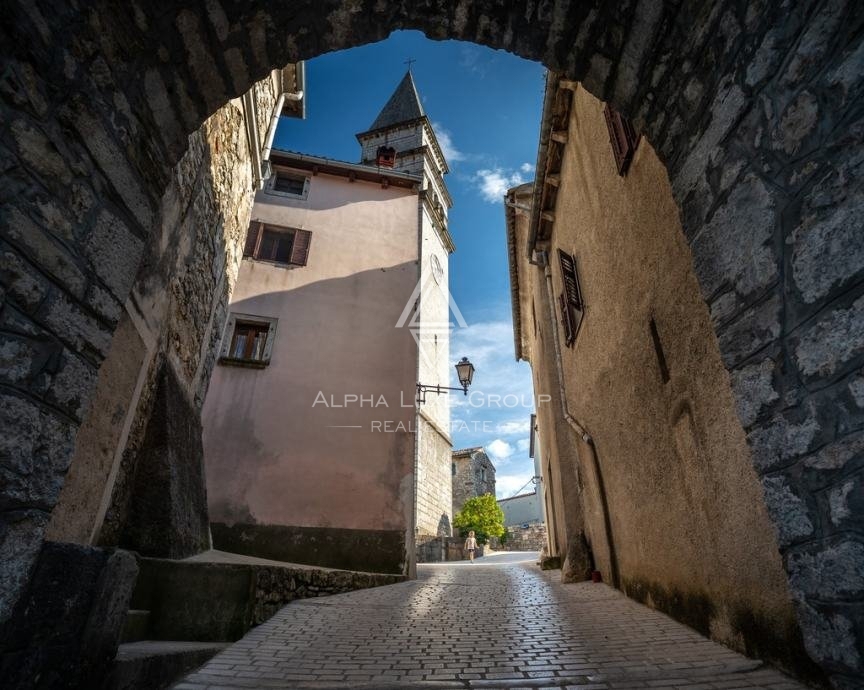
[368, 71, 425, 131]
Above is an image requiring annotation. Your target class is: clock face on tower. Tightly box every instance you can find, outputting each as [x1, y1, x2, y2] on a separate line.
[431, 254, 444, 284]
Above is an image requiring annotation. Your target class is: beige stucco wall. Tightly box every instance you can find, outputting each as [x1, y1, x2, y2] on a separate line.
[517, 84, 801, 660]
[202, 169, 420, 537]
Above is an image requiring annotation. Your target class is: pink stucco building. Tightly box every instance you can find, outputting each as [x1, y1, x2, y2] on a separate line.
[202, 73, 457, 575]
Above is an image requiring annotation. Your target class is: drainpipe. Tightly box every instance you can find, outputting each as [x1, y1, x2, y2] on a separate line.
[261, 89, 303, 164]
[538, 250, 620, 588]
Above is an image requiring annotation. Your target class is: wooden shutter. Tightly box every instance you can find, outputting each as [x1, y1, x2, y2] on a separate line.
[243, 222, 262, 257]
[558, 250, 583, 310]
[603, 104, 639, 176]
[289, 229, 312, 266]
[559, 293, 575, 347]
[558, 249, 583, 348]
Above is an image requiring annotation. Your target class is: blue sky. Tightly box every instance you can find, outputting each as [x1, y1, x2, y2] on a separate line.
[274, 31, 545, 498]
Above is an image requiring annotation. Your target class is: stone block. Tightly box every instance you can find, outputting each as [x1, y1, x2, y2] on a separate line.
[747, 406, 821, 475]
[84, 208, 146, 302]
[0, 509, 48, 625]
[717, 293, 782, 369]
[788, 538, 864, 602]
[760, 475, 815, 549]
[0, 394, 76, 512]
[106, 640, 228, 690]
[729, 356, 779, 428]
[41, 290, 113, 361]
[0, 542, 138, 688]
[793, 293, 864, 382]
[119, 360, 210, 559]
[790, 164, 864, 308]
[1, 207, 87, 299]
[0, 245, 49, 313]
[827, 473, 862, 528]
[794, 600, 862, 677]
[691, 174, 778, 302]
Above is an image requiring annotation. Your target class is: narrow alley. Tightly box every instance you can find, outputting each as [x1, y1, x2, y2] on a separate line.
[177, 553, 805, 689]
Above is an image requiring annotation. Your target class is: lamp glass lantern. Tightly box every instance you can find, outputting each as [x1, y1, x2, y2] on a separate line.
[455, 357, 475, 393]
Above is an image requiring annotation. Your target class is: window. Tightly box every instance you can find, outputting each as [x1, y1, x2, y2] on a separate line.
[376, 146, 396, 167]
[451, 462, 456, 476]
[603, 104, 640, 176]
[243, 222, 312, 266]
[267, 170, 310, 199]
[480, 467, 486, 481]
[219, 313, 278, 368]
[558, 249, 584, 348]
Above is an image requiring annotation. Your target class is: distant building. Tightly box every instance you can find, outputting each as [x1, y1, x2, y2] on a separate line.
[451, 447, 496, 518]
[498, 490, 543, 527]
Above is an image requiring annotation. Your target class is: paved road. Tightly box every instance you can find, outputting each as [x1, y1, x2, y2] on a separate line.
[177, 552, 806, 689]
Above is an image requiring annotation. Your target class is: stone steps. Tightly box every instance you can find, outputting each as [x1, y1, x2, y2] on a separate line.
[106, 640, 228, 690]
[120, 609, 151, 643]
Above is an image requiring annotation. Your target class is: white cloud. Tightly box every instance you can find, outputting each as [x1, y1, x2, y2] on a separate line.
[495, 472, 535, 499]
[516, 438, 531, 453]
[520, 162, 535, 173]
[472, 167, 526, 203]
[486, 438, 514, 461]
[432, 122, 465, 163]
[496, 420, 531, 435]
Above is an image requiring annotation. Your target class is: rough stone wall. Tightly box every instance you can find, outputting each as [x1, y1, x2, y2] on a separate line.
[416, 418, 454, 537]
[493, 524, 548, 552]
[0, 2, 861, 684]
[43, 78, 279, 557]
[451, 448, 496, 517]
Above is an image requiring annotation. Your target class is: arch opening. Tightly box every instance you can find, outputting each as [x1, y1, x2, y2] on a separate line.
[1, 3, 862, 687]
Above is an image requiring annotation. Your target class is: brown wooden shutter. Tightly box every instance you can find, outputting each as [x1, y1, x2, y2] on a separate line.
[243, 222, 262, 258]
[603, 104, 639, 176]
[289, 229, 312, 266]
[558, 249, 583, 348]
[558, 250, 582, 310]
[559, 293, 574, 347]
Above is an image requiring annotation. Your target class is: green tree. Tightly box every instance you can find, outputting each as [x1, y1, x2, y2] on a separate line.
[453, 493, 505, 544]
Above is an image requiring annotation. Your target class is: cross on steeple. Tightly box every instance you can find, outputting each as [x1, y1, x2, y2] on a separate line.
[404, 57, 416, 72]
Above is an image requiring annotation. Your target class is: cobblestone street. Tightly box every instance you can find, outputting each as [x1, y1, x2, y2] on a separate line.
[177, 553, 806, 689]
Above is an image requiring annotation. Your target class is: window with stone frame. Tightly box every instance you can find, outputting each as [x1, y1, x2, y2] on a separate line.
[219, 313, 278, 368]
[603, 104, 640, 176]
[267, 169, 310, 199]
[558, 249, 584, 348]
[243, 222, 312, 267]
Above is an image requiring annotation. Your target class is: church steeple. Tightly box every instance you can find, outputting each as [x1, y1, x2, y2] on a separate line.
[355, 71, 454, 252]
[356, 71, 450, 178]
[367, 71, 425, 131]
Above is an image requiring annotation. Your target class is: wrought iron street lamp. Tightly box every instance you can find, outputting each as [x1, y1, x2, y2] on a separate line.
[416, 357, 475, 405]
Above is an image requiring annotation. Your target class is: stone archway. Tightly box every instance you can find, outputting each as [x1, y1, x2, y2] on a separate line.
[1, 0, 862, 684]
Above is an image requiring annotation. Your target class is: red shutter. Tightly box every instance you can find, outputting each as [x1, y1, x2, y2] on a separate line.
[289, 229, 312, 266]
[603, 104, 639, 176]
[243, 222, 262, 258]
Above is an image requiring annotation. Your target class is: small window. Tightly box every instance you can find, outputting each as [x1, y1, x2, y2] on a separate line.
[451, 462, 456, 476]
[376, 146, 396, 168]
[267, 170, 310, 199]
[558, 249, 584, 348]
[603, 104, 640, 176]
[219, 313, 278, 368]
[481, 467, 486, 481]
[243, 222, 312, 267]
